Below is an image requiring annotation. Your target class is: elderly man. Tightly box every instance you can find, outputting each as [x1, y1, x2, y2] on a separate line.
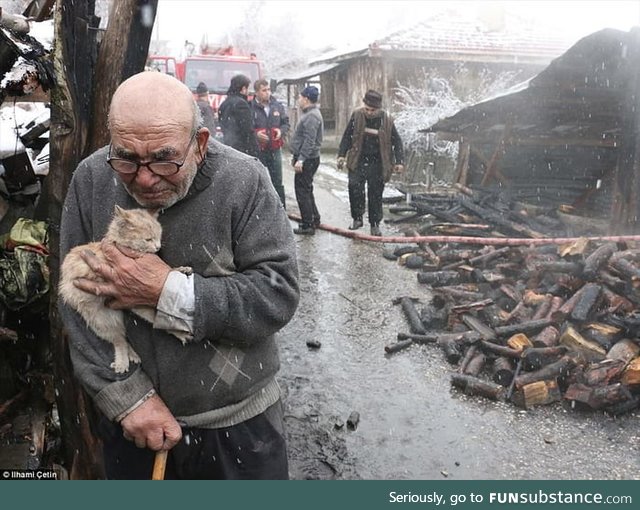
[337, 89, 404, 236]
[59, 72, 299, 479]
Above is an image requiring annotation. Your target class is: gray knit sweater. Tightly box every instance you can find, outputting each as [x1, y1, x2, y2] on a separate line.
[59, 140, 299, 427]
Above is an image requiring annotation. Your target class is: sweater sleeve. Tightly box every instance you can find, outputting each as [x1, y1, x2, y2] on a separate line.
[391, 123, 404, 165]
[58, 163, 155, 421]
[338, 114, 355, 157]
[191, 160, 300, 345]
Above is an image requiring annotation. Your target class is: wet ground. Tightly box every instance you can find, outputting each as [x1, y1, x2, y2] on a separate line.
[277, 160, 640, 480]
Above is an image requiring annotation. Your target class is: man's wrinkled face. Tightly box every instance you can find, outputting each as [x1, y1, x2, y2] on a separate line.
[109, 125, 202, 209]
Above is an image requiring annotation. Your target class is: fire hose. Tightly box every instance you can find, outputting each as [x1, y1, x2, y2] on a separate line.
[288, 213, 640, 246]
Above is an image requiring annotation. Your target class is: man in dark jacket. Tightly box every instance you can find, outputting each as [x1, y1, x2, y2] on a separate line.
[251, 79, 289, 207]
[218, 74, 259, 157]
[290, 86, 323, 235]
[337, 89, 404, 236]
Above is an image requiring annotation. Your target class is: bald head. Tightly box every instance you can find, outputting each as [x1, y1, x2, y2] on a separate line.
[109, 72, 197, 137]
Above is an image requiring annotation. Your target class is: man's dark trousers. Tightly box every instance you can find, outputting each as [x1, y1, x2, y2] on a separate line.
[294, 157, 321, 227]
[258, 148, 285, 207]
[348, 155, 384, 225]
[99, 401, 289, 479]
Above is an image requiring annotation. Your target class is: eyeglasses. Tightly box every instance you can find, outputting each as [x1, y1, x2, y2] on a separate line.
[107, 131, 198, 177]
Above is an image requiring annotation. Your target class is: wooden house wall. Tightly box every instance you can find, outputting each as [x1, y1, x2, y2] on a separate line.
[322, 55, 547, 137]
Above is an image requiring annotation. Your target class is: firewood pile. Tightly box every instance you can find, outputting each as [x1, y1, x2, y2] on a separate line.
[384, 187, 640, 415]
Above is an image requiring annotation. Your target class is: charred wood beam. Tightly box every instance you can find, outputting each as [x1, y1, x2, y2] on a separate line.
[515, 380, 562, 409]
[417, 271, 463, 287]
[409, 201, 461, 223]
[459, 197, 545, 239]
[393, 297, 426, 335]
[441, 246, 511, 271]
[529, 260, 584, 276]
[450, 299, 494, 314]
[531, 325, 560, 348]
[458, 344, 478, 373]
[515, 355, 579, 389]
[479, 340, 521, 359]
[553, 283, 597, 322]
[434, 286, 485, 302]
[569, 283, 602, 322]
[609, 257, 640, 282]
[451, 374, 507, 401]
[461, 314, 496, 341]
[521, 345, 568, 371]
[462, 352, 487, 376]
[582, 243, 617, 280]
[492, 356, 515, 386]
[565, 383, 634, 410]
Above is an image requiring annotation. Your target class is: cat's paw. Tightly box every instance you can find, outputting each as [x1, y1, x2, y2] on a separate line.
[175, 266, 193, 276]
[171, 330, 193, 345]
[111, 358, 130, 373]
[127, 345, 141, 364]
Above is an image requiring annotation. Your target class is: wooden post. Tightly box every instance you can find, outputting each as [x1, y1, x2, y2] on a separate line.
[611, 27, 640, 233]
[88, 0, 158, 152]
[46, 0, 157, 479]
[47, 0, 103, 480]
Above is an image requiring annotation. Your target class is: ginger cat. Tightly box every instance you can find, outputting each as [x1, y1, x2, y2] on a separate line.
[60, 206, 178, 373]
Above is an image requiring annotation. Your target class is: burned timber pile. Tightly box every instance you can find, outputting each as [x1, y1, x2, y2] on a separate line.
[384, 185, 640, 415]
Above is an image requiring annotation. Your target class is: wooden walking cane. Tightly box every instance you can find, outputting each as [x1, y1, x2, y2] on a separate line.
[152, 450, 168, 480]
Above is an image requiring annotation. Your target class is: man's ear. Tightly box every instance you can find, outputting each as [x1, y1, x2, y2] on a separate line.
[196, 129, 210, 157]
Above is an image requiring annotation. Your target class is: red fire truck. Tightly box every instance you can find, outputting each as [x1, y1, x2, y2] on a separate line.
[146, 46, 264, 111]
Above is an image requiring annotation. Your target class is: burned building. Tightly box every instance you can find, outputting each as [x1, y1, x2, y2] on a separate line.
[423, 28, 640, 234]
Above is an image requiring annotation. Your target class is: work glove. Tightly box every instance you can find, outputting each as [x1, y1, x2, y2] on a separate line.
[337, 157, 346, 170]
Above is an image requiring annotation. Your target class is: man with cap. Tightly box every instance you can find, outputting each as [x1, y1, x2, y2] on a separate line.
[337, 89, 404, 236]
[290, 85, 323, 235]
[195, 82, 217, 134]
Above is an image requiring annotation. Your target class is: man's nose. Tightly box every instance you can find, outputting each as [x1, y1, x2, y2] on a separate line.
[134, 164, 161, 185]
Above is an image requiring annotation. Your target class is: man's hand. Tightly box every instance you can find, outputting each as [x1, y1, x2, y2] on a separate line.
[256, 130, 269, 143]
[73, 240, 171, 309]
[273, 128, 282, 140]
[294, 160, 303, 174]
[337, 157, 346, 170]
[393, 164, 404, 174]
[120, 393, 182, 451]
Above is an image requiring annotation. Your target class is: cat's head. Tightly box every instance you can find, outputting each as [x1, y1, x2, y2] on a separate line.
[105, 205, 162, 253]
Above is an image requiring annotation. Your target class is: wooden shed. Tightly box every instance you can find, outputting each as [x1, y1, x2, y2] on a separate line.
[279, 11, 573, 139]
[423, 28, 640, 234]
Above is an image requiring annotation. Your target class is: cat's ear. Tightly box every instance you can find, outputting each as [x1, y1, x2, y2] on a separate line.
[114, 205, 126, 216]
[148, 208, 160, 219]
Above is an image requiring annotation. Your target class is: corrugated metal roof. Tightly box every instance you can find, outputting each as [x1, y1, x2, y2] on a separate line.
[276, 62, 340, 84]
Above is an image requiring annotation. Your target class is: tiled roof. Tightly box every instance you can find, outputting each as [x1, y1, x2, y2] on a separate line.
[315, 11, 575, 64]
[374, 14, 574, 59]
